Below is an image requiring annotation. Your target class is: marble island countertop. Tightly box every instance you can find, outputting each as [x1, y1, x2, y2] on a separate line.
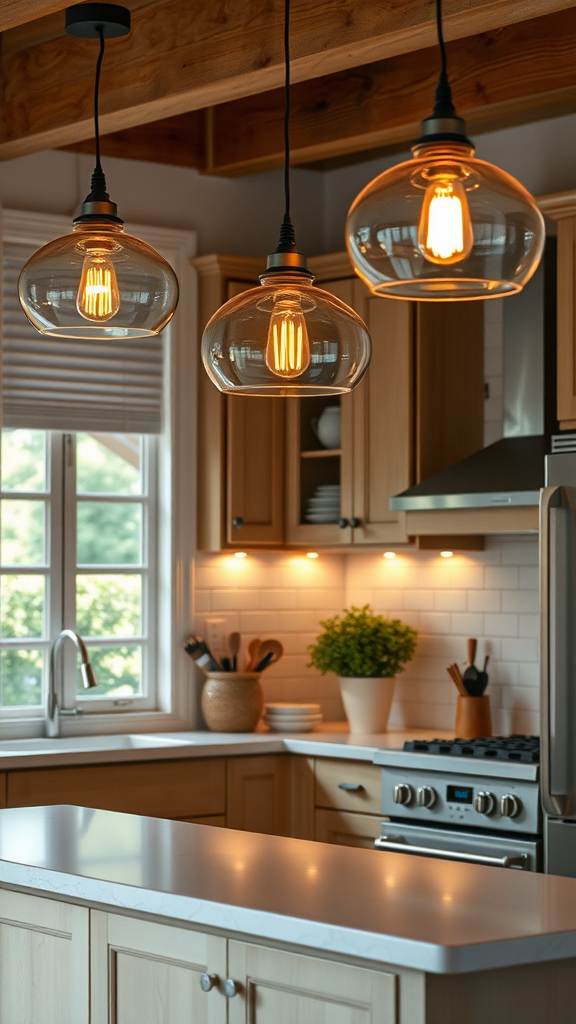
[0, 726, 453, 769]
[0, 803, 575, 976]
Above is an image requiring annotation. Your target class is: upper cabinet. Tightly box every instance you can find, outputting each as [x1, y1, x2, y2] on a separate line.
[539, 192, 576, 430]
[194, 252, 483, 551]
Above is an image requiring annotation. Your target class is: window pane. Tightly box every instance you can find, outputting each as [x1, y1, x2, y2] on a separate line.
[77, 434, 143, 495]
[77, 502, 142, 565]
[76, 574, 141, 638]
[0, 648, 43, 706]
[1, 430, 47, 493]
[79, 645, 142, 698]
[1, 576, 45, 639]
[1, 500, 46, 565]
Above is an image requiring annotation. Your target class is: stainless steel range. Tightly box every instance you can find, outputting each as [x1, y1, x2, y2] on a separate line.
[373, 736, 541, 871]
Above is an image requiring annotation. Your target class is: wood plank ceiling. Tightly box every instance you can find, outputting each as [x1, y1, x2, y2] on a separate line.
[2, 0, 576, 175]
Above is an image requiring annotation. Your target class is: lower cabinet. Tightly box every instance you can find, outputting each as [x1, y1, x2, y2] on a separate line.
[226, 755, 290, 835]
[228, 940, 397, 1024]
[0, 889, 89, 1024]
[315, 808, 382, 849]
[91, 911, 227, 1024]
[0, 772, 5, 807]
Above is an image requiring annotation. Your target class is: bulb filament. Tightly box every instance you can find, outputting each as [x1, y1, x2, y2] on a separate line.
[266, 298, 311, 378]
[77, 254, 120, 322]
[418, 177, 473, 266]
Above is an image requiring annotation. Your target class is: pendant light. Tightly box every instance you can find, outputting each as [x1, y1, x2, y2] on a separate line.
[345, 0, 545, 301]
[19, 4, 179, 339]
[201, 0, 371, 396]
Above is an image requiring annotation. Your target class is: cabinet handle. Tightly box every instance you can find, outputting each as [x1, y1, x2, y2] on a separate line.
[232, 517, 244, 529]
[200, 973, 219, 992]
[338, 518, 349, 529]
[350, 518, 361, 528]
[224, 979, 240, 998]
[338, 783, 364, 792]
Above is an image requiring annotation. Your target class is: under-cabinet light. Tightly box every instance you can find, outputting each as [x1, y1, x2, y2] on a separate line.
[306, 552, 319, 559]
[234, 551, 248, 559]
[440, 550, 454, 558]
[383, 551, 396, 559]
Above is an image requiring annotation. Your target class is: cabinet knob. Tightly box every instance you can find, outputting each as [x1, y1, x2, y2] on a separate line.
[338, 518, 349, 529]
[232, 517, 244, 529]
[224, 979, 240, 998]
[200, 973, 219, 993]
[350, 518, 361, 528]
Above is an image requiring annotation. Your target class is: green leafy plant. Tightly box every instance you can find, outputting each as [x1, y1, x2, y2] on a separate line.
[309, 605, 417, 678]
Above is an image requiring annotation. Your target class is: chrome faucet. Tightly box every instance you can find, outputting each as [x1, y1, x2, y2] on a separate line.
[46, 630, 98, 737]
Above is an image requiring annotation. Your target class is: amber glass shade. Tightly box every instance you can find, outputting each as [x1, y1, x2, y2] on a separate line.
[19, 220, 179, 338]
[346, 143, 545, 300]
[202, 272, 371, 396]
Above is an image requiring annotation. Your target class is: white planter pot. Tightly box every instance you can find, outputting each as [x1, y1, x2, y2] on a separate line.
[339, 676, 395, 734]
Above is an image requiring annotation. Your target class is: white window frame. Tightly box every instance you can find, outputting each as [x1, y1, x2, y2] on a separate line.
[0, 208, 198, 739]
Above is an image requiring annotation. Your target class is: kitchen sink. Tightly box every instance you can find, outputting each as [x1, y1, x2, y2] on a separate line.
[0, 734, 198, 755]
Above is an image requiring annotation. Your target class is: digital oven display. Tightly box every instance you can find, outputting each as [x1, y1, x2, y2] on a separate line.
[447, 785, 473, 804]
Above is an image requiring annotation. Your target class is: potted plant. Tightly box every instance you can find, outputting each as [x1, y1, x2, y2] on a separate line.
[309, 605, 417, 733]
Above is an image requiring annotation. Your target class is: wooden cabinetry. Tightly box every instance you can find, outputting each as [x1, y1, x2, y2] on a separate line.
[315, 808, 382, 848]
[538, 192, 576, 429]
[226, 755, 290, 835]
[91, 911, 227, 1024]
[7, 758, 226, 819]
[228, 941, 396, 1024]
[0, 889, 89, 1024]
[0, 773, 6, 808]
[315, 757, 383, 815]
[195, 251, 484, 551]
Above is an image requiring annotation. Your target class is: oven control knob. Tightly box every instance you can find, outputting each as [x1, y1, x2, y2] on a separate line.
[393, 783, 413, 806]
[474, 791, 496, 816]
[500, 794, 522, 818]
[417, 785, 436, 809]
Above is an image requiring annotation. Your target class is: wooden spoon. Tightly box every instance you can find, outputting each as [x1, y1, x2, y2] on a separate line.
[246, 637, 261, 671]
[254, 639, 283, 672]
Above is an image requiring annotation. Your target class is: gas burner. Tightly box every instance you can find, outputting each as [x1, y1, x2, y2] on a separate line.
[403, 735, 540, 764]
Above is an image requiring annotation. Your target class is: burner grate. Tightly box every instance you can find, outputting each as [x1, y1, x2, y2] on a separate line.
[403, 735, 539, 763]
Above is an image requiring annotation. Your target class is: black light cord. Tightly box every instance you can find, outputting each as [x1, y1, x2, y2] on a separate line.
[430, 0, 457, 120]
[283, 0, 291, 225]
[436, 0, 448, 83]
[93, 26, 105, 174]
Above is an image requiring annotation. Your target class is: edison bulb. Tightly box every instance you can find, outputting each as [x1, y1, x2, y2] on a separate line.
[77, 252, 120, 322]
[265, 296, 311, 378]
[418, 177, 474, 265]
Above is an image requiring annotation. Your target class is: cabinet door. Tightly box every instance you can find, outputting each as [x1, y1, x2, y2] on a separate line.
[315, 808, 382, 849]
[285, 277, 354, 547]
[0, 773, 6, 807]
[228, 941, 397, 1024]
[352, 283, 413, 544]
[91, 911, 227, 1024]
[315, 757, 383, 814]
[226, 755, 290, 835]
[556, 216, 576, 426]
[0, 890, 89, 1024]
[8, 757, 226, 818]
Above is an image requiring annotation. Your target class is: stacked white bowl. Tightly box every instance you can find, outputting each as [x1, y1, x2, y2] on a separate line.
[263, 702, 322, 733]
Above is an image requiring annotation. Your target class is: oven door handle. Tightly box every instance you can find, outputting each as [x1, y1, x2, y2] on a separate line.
[374, 836, 530, 870]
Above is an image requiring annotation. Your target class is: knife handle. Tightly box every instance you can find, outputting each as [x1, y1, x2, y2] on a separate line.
[467, 638, 477, 666]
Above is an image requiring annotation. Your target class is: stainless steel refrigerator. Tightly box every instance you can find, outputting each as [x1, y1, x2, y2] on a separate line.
[541, 448, 576, 875]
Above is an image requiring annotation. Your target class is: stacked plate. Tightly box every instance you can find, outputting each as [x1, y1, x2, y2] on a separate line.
[304, 484, 341, 524]
[263, 702, 323, 733]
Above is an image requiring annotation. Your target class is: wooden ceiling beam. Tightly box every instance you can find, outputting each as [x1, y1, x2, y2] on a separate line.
[0, 1, 68, 35]
[1, 0, 575, 160]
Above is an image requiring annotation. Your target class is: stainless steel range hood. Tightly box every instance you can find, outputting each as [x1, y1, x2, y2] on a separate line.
[390, 243, 557, 512]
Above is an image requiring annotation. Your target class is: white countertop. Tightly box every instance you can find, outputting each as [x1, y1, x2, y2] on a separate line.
[1, 804, 575, 975]
[0, 728, 453, 770]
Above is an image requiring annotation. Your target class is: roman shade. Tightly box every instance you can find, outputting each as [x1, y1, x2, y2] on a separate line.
[2, 241, 165, 433]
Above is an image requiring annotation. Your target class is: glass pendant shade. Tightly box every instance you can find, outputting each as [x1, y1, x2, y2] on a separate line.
[346, 139, 545, 301]
[202, 271, 371, 396]
[19, 220, 178, 339]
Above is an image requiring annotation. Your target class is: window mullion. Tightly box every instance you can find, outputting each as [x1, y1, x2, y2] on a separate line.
[61, 433, 78, 709]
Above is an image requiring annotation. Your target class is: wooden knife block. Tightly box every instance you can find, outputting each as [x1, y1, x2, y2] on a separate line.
[455, 695, 492, 739]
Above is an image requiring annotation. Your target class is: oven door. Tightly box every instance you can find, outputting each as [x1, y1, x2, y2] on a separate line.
[374, 821, 541, 871]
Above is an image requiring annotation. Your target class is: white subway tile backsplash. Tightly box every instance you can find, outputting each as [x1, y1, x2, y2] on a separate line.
[193, 535, 540, 734]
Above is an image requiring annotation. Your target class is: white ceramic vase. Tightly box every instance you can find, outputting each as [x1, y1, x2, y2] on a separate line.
[339, 676, 395, 733]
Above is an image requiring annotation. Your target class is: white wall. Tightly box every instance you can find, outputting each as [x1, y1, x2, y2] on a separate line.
[0, 150, 325, 258]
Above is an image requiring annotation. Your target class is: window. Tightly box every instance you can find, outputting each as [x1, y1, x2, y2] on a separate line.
[0, 429, 157, 715]
[0, 209, 197, 736]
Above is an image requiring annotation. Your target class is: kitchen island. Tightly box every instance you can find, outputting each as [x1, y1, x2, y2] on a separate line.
[1, 805, 576, 1024]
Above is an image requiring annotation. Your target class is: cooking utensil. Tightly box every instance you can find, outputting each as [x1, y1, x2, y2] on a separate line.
[474, 655, 490, 696]
[246, 637, 261, 671]
[228, 631, 241, 672]
[447, 664, 467, 696]
[254, 639, 283, 672]
[462, 638, 485, 696]
[183, 635, 220, 673]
